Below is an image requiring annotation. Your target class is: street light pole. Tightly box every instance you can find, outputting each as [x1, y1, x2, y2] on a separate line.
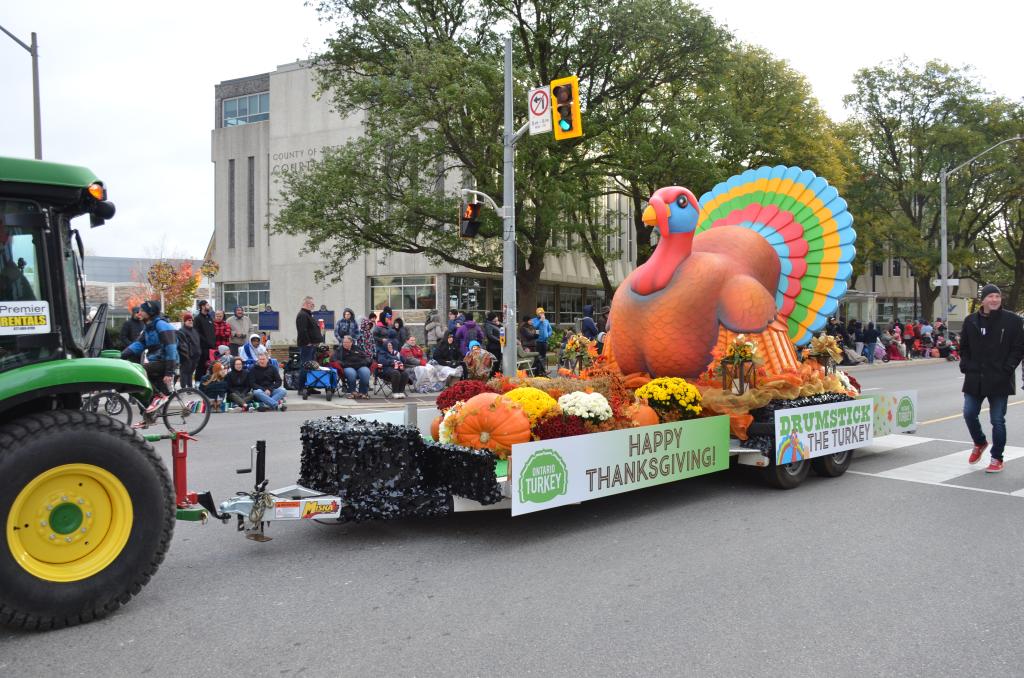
[939, 135, 1023, 320]
[501, 37, 530, 377]
[0, 25, 42, 159]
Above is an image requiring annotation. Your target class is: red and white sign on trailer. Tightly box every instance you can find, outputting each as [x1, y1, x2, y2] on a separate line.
[528, 85, 552, 135]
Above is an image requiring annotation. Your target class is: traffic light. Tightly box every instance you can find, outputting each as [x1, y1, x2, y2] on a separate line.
[460, 201, 482, 238]
[550, 75, 582, 141]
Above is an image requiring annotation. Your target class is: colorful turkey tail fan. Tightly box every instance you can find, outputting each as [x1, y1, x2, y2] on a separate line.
[696, 165, 855, 346]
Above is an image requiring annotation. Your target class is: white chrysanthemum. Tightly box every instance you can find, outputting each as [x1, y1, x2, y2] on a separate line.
[557, 391, 612, 421]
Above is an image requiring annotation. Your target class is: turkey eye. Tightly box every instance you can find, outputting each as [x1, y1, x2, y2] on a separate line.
[675, 195, 689, 208]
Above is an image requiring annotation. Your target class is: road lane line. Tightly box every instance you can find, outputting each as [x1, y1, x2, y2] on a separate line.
[918, 398, 1024, 426]
[848, 470, 1020, 498]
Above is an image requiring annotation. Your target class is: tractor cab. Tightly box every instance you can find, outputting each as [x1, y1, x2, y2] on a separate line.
[0, 156, 149, 418]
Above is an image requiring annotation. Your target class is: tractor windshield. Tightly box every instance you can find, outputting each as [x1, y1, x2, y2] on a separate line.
[0, 200, 54, 372]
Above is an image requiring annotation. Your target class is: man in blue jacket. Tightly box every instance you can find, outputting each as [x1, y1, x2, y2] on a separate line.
[122, 299, 179, 412]
[531, 307, 552, 376]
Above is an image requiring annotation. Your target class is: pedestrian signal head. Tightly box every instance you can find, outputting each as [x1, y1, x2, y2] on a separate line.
[460, 201, 482, 238]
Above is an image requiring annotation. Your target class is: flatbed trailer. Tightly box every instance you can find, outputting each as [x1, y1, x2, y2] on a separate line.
[189, 390, 918, 540]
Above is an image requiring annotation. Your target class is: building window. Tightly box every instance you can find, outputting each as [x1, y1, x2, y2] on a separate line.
[222, 281, 270, 327]
[446, 275, 486, 316]
[871, 261, 883, 276]
[559, 286, 584, 326]
[891, 258, 900, 276]
[228, 159, 235, 249]
[537, 284, 557, 323]
[371, 275, 437, 312]
[247, 156, 255, 247]
[223, 92, 269, 126]
[616, 193, 625, 254]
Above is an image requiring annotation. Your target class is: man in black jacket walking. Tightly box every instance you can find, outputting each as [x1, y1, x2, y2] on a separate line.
[193, 300, 216, 383]
[962, 284, 1024, 473]
[296, 295, 324, 396]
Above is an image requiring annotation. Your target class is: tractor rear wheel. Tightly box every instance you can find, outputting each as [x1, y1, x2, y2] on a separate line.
[0, 410, 174, 629]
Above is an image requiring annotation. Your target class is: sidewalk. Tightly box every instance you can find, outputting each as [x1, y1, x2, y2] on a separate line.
[283, 391, 439, 412]
[844, 357, 947, 372]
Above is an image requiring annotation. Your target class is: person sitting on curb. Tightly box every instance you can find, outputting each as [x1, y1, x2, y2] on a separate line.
[376, 339, 409, 398]
[250, 351, 287, 411]
[433, 331, 465, 384]
[400, 335, 427, 368]
[463, 340, 496, 381]
[199, 361, 228, 407]
[240, 333, 263, 367]
[226, 357, 255, 411]
[337, 335, 372, 399]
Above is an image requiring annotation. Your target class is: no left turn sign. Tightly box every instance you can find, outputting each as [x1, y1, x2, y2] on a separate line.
[530, 88, 550, 116]
[528, 86, 553, 135]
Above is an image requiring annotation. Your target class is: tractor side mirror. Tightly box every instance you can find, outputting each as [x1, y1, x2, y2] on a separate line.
[89, 200, 116, 227]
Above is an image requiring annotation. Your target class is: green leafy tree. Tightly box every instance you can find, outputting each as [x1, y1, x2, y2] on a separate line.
[842, 58, 1021, 317]
[604, 44, 850, 266]
[276, 0, 733, 311]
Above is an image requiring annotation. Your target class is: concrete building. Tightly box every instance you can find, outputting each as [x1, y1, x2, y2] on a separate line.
[211, 61, 977, 345]
[211, 62, 634, 343]
[843, 258, 977, 330]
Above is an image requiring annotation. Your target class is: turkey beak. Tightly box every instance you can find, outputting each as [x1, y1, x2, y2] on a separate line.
[642, 204, 658, 228]
[642, 202, 668, 237]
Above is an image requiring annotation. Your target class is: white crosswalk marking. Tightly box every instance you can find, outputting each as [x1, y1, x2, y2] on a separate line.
[849, 434, 1024, 499]
[856, 434, 934, 455]
[876, 445, 1024, 484]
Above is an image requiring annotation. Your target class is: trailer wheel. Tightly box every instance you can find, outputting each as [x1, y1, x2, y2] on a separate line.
[0, 410, 174, 629]
[811, 451, 853, 477]
[763, 458, 810, 490]
[325, 390, 333, 402]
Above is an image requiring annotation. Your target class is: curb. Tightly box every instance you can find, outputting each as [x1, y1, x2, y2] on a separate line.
[844, 357, 948, 372]
[281, 393, 438, 412]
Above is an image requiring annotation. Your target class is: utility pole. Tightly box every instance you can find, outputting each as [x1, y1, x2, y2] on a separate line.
[940, 136, 1023, 320]
[501, 37, 530, 377]
[0, 25, 42, 159]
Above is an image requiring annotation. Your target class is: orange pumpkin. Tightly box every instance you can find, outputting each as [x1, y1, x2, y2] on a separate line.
[450, 392, 531, 459]
[622, 372, 652, 389]
[630, 401, 660, 427]
[431, 415, 443, 441]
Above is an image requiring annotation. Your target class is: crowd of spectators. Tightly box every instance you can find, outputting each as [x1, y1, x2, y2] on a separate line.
[822, 316, 960, 365]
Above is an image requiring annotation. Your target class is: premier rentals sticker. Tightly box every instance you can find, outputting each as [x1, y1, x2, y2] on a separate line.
[0, 300, 50, 335]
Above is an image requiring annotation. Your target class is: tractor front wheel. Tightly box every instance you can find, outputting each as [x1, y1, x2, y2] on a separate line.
[0, 410, 174, 629]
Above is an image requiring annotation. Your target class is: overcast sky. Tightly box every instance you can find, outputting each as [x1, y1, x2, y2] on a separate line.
[2, 1, 1021, 259]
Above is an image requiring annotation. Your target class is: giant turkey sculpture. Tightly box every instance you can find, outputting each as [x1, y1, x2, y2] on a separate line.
[608, 166, 856, 378]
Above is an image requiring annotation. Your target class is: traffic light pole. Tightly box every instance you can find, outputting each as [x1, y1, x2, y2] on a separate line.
[502, 36, 530, 377]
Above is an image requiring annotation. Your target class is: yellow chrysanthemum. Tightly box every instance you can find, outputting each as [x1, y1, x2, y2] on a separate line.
[503, 386, 558, 427]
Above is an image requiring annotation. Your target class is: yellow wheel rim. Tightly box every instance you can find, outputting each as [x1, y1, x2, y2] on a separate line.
[6, 464, 133, 582]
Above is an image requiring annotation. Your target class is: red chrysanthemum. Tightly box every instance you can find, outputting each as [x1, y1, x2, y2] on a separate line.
[436, 380, 495, 412]
[534, 414, 589, 440]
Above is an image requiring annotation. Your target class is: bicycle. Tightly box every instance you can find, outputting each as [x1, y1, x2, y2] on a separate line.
[83, 385, 211, 436]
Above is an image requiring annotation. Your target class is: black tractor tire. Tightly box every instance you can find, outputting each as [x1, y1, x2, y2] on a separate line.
[763, 458, 810, 490]
[811, 450, 853, 477]
[0, 410, 174, 630]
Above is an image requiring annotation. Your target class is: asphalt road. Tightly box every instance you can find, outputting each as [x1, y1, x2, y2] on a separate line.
[3, 361, 1024, 677]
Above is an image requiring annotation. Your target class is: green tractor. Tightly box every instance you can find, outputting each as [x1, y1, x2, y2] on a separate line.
[0, 157, 174, 629]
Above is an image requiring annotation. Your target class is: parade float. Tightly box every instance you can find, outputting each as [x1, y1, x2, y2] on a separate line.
[210, 165, 919, 538]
